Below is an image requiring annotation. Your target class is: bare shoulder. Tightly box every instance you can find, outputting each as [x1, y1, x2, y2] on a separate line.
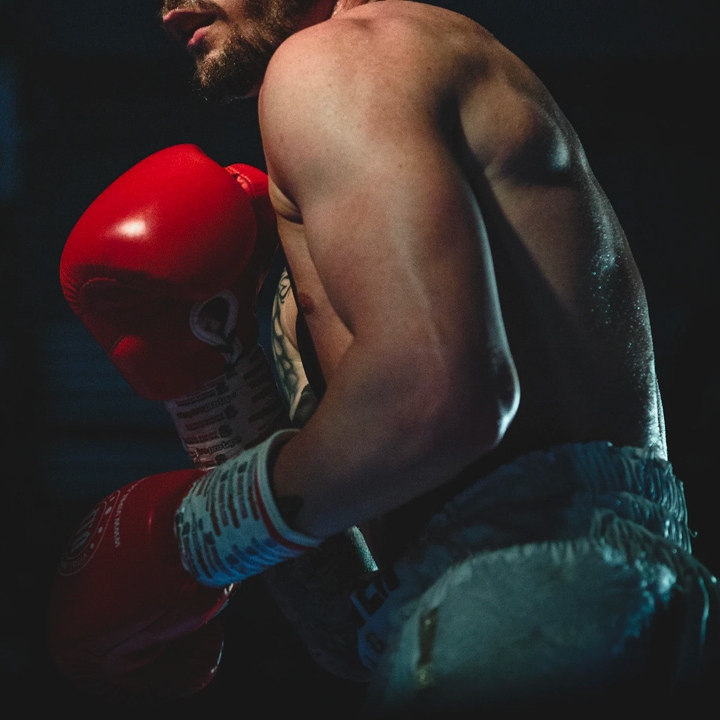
[259, 3, 500, 183]
[259, 2, 553, 187]
[262, 1, 495, 98]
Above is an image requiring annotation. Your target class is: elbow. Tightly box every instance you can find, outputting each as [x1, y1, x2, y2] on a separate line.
[457, 356, 519, 458]
[414, 348, 520, 464]
[476, 356, 520, 452]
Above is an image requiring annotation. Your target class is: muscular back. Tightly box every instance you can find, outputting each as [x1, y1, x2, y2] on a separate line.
[262, 1, 665, 558]
[451, 19, 666, 464]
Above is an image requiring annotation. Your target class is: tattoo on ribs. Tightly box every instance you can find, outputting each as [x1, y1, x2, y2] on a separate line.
[271, 269, 303, 411]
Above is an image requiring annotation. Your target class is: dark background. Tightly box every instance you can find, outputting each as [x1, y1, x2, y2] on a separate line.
[0, 0, 717, 714]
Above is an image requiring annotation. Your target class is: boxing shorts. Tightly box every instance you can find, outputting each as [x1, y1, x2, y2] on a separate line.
[351, 442, 719, 714]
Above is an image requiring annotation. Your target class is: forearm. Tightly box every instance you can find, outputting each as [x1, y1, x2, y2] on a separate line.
[270, 335, 514, 539]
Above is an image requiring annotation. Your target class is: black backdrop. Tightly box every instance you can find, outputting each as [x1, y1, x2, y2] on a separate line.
[1, 1, 717, 714]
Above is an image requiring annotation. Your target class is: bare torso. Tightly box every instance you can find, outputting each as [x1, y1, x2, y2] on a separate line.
[263, 1, 665, 563]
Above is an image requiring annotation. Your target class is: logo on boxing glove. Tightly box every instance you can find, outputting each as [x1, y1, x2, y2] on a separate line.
[58, 490, 123, 576]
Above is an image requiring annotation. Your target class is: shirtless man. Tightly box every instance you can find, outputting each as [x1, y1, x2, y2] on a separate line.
[48, 0, 718, 712]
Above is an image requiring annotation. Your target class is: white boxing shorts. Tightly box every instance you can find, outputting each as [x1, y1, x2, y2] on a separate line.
[352, 442, 719, 715]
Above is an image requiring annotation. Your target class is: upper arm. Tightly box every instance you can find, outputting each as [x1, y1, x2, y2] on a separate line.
[261, 27, 502, 358]
[260, 21, 518, 445]
[256, 20, 520, 534]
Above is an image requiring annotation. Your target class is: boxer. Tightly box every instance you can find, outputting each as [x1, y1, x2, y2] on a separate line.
[50, 0, 719, 712]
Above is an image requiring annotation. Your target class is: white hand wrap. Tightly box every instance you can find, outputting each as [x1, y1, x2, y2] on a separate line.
[175, 429, 321, 587]
[164, 345, 288, 470]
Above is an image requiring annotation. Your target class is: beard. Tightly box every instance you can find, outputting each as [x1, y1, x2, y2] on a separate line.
[191, 27, 272, 102]
[190, 0, 319, 102]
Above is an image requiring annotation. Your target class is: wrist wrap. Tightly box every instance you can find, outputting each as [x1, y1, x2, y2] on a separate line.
[175, 429, 320, 586]
[164, 345, 288, 470]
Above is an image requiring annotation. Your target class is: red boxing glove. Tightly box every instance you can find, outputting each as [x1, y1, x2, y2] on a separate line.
[47, 469, 233, 702]
[60, 144, 287, 468]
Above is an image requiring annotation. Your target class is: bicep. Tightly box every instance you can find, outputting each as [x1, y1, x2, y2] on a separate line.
[269, 116, 496, 351]
[260, 34, 510, 388]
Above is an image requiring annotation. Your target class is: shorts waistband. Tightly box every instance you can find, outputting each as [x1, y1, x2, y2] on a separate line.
[421, 442, 692, 555]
